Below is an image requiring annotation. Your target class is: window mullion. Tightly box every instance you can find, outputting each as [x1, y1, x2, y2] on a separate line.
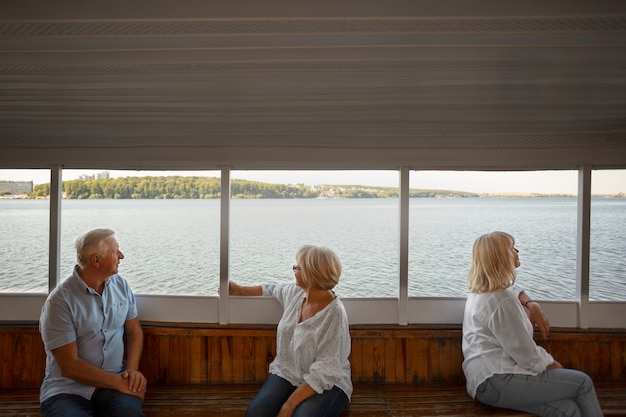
[576, 166, 592, 328]
[48, 166, 63, 292]
[219, 167, 231, 324]
[399, 167, 409, 325]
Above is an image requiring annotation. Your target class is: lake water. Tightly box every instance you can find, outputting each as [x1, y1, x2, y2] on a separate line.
[1, 198, 624, 301]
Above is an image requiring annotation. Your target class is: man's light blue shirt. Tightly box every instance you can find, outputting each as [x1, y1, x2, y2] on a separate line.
[39, 265, 138, 403]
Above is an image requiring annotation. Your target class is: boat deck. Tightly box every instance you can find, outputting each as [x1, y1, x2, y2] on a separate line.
[2, 382, 626, 417]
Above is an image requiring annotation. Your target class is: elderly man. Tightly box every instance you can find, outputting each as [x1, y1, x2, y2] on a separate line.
[39, 228, 146, 417]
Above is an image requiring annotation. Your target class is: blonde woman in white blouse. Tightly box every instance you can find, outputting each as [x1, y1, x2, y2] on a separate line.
[229, 245, 352, 417]
[462, 231, 603, 417]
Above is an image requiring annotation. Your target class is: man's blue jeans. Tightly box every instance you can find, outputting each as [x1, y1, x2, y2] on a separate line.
[245, 373, 349, 417]
[475, 368, 603, 417]
[40, 388, 144, 417]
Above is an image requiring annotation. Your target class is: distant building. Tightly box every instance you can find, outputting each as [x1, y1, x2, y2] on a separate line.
[78, 171, 110, 181]
[0, 180, 33, 194]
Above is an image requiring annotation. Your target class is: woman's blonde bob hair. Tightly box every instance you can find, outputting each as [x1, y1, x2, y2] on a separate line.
[468, 231, 517, 293]
[295, 245, 341, 290]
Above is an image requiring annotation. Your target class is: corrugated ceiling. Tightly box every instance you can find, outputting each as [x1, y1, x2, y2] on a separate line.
[0, 0, 625, 155]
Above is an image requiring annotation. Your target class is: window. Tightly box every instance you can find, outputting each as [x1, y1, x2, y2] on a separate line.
[60, 170, 221, 296]
[229, 170, 399, 297]
[2, 167, 625, 326]
[590, 169, 626, 301]
[0, 169, 50, 293]
[408, 170, 579, 300]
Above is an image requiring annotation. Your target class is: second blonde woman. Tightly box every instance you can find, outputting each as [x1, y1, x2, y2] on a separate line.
[229, 244, 352, 417]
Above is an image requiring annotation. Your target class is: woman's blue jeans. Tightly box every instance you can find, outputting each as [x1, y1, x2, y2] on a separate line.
[40, 388, 144, 417]
[475, 368, 603, 417]
[245, 373, 349, 417]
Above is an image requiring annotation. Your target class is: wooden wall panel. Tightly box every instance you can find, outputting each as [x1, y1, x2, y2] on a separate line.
[0, 331, 12, 388]
[348, 337, 363, 382]
[207, 335, 221, 383]
[189, 335, 207, 384]
[352, 338, 374, 382]
[537, 332, 625, 382]
[371, 337, 385, 384]
[252, 335, 273, 383]
[394, 338, 406, 383]
[2, 324, 626, 389]
[168, 335, 182, 383]
[219, 337, 233, 383]
[145, 333, 157, 381]
[0, 327, 45, 389]
[231, 335, 245, 383]
[384, 338, 396, 383]
[616, 339, 626, 380]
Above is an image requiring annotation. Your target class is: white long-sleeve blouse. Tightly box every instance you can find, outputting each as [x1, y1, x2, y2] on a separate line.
[262, 283, 353, 399]
[462, 287, 554, 398]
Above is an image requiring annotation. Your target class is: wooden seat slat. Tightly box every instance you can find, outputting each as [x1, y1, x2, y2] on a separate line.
[2, 383, 625, 417]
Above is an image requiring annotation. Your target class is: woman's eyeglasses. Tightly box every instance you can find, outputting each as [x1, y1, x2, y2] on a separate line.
[292, 265, 301, 271]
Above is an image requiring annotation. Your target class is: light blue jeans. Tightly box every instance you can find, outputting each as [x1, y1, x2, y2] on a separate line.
[475, 369, 603, 417]
[245, 373, 349, 417]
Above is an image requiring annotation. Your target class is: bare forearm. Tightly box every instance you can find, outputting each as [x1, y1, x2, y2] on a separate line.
[53, 340, 145, 399]
[60, 357, 124, 390]
[518, 291, 551, 339]
[124, 329, 143, 370]
[278, 383, 316, 417]
[518, 291, 534, 308]
[61, 358, 145, 399]
[229, 281, 263, 296]
[122, 319, 148, 395]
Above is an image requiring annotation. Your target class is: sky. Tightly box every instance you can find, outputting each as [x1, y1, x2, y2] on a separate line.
[1, 168, 625, 195]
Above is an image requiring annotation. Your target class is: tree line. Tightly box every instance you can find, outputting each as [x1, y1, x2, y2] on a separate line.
[30, 176, 479, 199]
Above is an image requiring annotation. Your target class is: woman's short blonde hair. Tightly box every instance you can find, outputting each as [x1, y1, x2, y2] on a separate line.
[76, 228, 116, 267]
[295, 245, 341, 290]
[468, 231, 517, 293]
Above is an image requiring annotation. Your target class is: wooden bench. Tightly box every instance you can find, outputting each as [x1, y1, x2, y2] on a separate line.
[2, 382, 626, 416]
[2, 323, 626, 416]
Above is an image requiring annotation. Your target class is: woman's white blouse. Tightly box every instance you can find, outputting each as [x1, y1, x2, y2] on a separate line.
[462, 287, 554, 398]
[262, 283, 353, 399]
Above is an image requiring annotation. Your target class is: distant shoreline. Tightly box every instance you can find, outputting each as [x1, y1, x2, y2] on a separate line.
[2, 176, 625, 199]
[2, 193, 625, 200]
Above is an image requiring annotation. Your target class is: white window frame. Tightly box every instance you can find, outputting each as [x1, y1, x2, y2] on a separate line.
[0, 165, 624, 329]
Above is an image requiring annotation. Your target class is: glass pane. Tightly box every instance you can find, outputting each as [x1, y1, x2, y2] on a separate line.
[590, 169, 626, 301]
[60, 170, 221, 295]
[229, 170, 399, 297]
[0, 169, 50, 293]
[409, 170, 578, 300]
